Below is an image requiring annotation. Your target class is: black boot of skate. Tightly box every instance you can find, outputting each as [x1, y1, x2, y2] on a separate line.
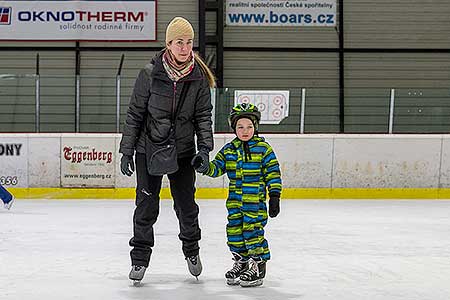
[186, 254, 202, 279]
[225, 252, 248, 285]
[129, 265, 147, 285]
[239, 258, 266, 287]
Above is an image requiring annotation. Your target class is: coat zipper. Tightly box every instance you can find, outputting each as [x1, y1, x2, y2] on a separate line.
[172, 81, 177, 126]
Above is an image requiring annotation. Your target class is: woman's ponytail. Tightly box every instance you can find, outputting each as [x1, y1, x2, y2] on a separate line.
[194, 53, 216, 88]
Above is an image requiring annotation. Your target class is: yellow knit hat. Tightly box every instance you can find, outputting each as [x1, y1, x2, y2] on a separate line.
[165, 17, 194, 45]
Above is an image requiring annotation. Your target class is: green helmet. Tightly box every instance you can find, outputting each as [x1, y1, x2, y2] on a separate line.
[228, 103, 261, 131]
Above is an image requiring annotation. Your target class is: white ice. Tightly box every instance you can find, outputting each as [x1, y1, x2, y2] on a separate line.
[1, 200, 450, 300]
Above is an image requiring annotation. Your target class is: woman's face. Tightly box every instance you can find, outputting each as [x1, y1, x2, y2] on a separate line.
[167, 36, 193, 63]
[236, 118, 255, 142]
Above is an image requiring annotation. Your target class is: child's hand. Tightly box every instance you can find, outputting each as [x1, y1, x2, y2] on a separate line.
[268, 195, 280, 218]
[191, 150, 209, 174]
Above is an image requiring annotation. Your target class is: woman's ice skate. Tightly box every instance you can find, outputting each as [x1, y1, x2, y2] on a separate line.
[186, 254, 202, 279]
[129, 265, 147, 286]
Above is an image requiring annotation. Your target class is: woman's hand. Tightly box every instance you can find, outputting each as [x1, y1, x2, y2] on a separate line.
[120, 155, 135, 176]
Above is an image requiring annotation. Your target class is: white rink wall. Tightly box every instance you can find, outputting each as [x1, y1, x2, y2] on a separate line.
[0, 133, 449, 189]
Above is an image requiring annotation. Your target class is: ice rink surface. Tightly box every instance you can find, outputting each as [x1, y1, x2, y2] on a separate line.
[1, 199, 450, 300]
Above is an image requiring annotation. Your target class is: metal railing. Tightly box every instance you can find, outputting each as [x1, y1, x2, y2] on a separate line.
[1, 73, 450, 133]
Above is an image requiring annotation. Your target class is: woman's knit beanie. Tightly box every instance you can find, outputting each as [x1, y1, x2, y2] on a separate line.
[166, 17, 194, 44]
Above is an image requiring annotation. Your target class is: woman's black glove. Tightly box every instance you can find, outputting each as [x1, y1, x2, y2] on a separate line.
[268, 195, 280, 218]
[120, 155, 135, 176]
[191, 150, 209, 174]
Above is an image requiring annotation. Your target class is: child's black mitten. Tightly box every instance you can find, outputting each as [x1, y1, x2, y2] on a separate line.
[268, 195, 280, 218]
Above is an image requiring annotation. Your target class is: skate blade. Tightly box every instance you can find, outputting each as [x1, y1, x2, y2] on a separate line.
[226, 278, 240, 285]
[132, 280, 142, 286]
[240, 279, 263, 287]
[189, 271, 201, 278]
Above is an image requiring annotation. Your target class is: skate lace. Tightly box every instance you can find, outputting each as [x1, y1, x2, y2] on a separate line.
[230, 261, 243, 274]
[187, 255, 198, 265]
[244, 259, 259, 277]
[133, 266, 144, 271]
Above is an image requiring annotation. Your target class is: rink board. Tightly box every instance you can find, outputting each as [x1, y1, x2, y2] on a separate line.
[2, 133, 450, 198]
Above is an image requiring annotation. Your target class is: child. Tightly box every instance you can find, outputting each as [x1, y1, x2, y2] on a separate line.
[192, 103, 282, 287]
[0, 183, 14, 210]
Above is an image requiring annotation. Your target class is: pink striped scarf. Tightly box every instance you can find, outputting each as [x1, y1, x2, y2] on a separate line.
[162, 49, 195, 82]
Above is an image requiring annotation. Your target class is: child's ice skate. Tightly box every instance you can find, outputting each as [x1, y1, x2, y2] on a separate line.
[4, 196, 14, 210]
[225, 252, 248, 285]
[129, 265, 147, 286]
[185, 254, 202, 279]
[239, 258, 266, 287]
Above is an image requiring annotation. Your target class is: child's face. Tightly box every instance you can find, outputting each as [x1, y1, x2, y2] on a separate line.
[236, 118, 255, 142]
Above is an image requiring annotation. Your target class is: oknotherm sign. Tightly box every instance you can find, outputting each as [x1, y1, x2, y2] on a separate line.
[0, 0, 156, 41]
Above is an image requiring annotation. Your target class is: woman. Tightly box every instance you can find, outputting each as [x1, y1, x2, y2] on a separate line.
[119, 16, 215, 284]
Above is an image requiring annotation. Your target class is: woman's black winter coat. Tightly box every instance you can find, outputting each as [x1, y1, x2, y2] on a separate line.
[119, 52, 214, 158]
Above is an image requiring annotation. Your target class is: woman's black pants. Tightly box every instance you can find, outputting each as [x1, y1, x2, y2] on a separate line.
[129, 153, 201, 267]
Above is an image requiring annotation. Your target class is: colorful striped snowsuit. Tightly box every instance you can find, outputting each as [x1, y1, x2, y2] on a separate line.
[205, 136, 282, 261]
